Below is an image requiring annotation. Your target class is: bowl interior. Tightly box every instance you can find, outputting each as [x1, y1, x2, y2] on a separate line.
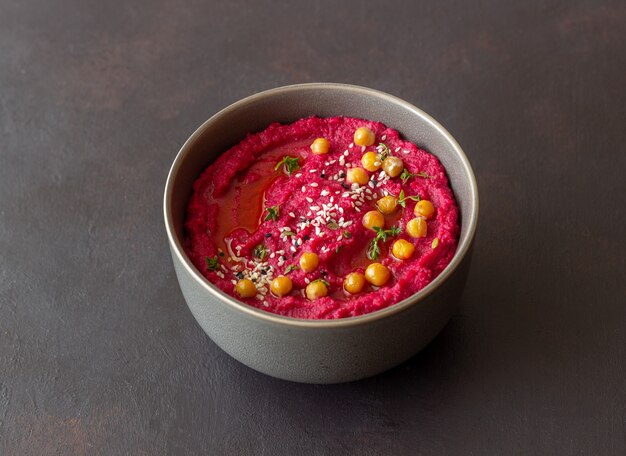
[165, 83, 478, 320]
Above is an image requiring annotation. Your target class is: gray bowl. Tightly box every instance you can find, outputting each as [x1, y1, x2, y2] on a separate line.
[164, 83, 478, 384]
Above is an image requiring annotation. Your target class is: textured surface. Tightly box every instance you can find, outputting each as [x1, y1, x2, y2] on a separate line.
[1, 0, 625, 454]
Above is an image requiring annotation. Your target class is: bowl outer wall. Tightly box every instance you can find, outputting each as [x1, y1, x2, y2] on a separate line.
[164, 83, 478, 383]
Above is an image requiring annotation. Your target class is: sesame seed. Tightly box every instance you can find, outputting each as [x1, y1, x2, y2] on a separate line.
[381, 134, 386, 140]
[337, 235, 342, 241]
[295, 173, 302, 177]
[403, 150, 410, 154]
[310, 206, 320, 211]
[329, 196, 334, 203]
[343, 150, 349, 156]
[342, 192, 350, 198]
[361, 146, 365, 152]
[301, 186, 306, 192]
[395, 147, 401, 152]
[320, 190, 329, 196]
[349, 143, 354, 148]
[351, 194, 358, 200]
[329, 160, 336, 165]
[304, 278, 310, 284]
[368, 181, 375, 188]
[310, 182, 319, 187]
[306, 197, 313, 203]
[339, 156, 345, 166]
[289, 212, 296, 217]
[297, 238, 303, 246]
[346, 163, 352, 168]
[355, 207, 361, 212]
[270, 252, 275, 258]
[309, 169, 317, 173]
[290, 246, 296, 252]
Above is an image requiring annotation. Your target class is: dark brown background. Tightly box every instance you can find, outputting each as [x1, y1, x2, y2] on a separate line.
[1, 0, 625, 454]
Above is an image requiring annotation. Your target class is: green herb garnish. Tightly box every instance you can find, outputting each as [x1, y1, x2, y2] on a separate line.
[312, 278, 330, 287]
[342, 230, 352, 239]
[377, 143, 391, 161]
[253, 244, 268, 261]
[367, 226, 402, 260]
[397, 189, 421, 208]
[285, 264, 298, 274]
[264, 205, 279, 221]
[274, 156, 301, 174]
[327, 220, 339, 230]
[431, 237, 440, 249]
[400, 168, 433, 183]
[205, 255, 220, 271]
[280, 230, 295, 237]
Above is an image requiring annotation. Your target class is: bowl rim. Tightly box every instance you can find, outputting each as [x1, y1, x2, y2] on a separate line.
[164, 82, 479, 328]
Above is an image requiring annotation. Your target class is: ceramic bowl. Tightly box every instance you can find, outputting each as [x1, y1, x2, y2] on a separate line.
[164, 83, 478, 383]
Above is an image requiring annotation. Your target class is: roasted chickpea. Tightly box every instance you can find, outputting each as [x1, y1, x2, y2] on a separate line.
[235, 279, 256, 298]
[299, 252, 319, 273]
[365, 263, 391, 287]
[270, 275, 293, 297]
[306, 280, 328, 300]
[414, 199, 435, 220]
[382, 156, 404, 178]
[354, 127, 375, 147]
[361, 151, 382, 172]
[310, 137, 330, 155]
[376, 195, 398, 215]
[406, 217, 427, 238]
[343, 272, 366, 294]
[346, 167, 369, 186]
[362, 210, 385, 231]
[391, 239, 415, 260]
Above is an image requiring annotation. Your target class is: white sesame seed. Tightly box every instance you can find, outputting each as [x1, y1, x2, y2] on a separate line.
[320, 190, 329, 196]
[310, 206, 320, 211]
[349, 143, 354, 148]
[309, 169, 317, 173]
[395, 147, 401, 152]
[231, 280, 237, 285]
[306, 197, 313, 203]
[355, 207, 361, 212]
[329, 160, 336, 165]
[381, 134, 386, 140]
[368, 181, 375, 188]
[310, 182, 318, 187]
[344, 221, 353, 226]
[337, 236, 342, 241]
[403, 150, 410, 154]
[295, 173, 302, 177]
[346, 163, 352, 168]
[301, 186, 306, 192]
[290, 246, 296, 252]
[270, 252, 275, 258]
[329, 196, 334, 203]
[343, 150, 349, 156]
[373, 193, 378, 199]
[305, 278, 310, 284]
[289, 212, 296, 217]
[339, 207, 344, 214]
[297, 238, 303, 246]
[339, 156, 345, 166]
[342, 192, 350, 198]
[361, 146, 365, 152]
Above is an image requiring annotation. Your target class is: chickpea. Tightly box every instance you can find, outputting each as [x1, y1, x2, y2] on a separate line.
[354, 127, 375, 147]
[382, 156, 404, 178]
[306, 280, 328, 300]
[391, 239, 415, 260]
[270, 275, 293, 297]
[406, 217, 427, 238]
[365, 263, 391, 287]
[362, 210, 385, 231]
[414, 199, 435, 220]
[346, 167, 369, 186]
[310, 137, 330, 155]
[361, 151, 382, 172]
[343, 272, 366, 294]
[299, 252, 319, 273]
[376, 195, 398, 215]
[235, 279, 256, 298]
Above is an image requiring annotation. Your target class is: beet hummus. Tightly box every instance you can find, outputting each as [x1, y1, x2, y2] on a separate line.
[184, 116, 459, 319]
